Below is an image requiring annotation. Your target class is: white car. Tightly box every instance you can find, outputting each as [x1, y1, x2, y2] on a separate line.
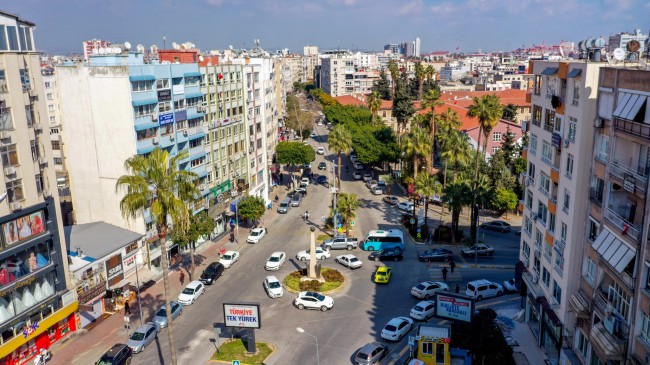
[354, 162, 364, 170]
[246, 228, 267, 243]
[353, 171, 363, 180]
[265, 251, 286, 271]
[263, 275, 284, 298]
[220, 250, 240, 269]
[411, 281, 449, 299]
[296, 248, 330, 261]
[317, 147, 325, 155]
[335, 254, 363, 269]
[363, 173, 372, 182]
[410, 300, 436, 321]
[397, 201, 414, 212]
[381, 316, 414, 341]
[317, 121, 323, 126]
[300, 177, 311, 186]
[371, 187, 383, 195]
[177, 281, 205, 305]
[294, 291, 334, 311]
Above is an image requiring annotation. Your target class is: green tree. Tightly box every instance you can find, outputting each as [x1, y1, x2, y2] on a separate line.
[387, 60, 400, 99]
[501, 103, 518, 122]
[392, 76, 416, 137]
[415, 173, 442, 223]
[366, 91, 382, 125]
[467, 94, 504, 241]
[443, 179, 470, 242]
[499, 126, 518, 169]
[371, 69, 392, 100]
[328, 124, 353, 190]
[285, 93, 313, 139]
[337, 193, 361, 236]
[170, 211, 215, 281]
[488, 150, 516, 191]
[381, 174, 394, 194]
[236, 196, 266, 224]
[116, 147, 198, 365]
[492, 187, 518, 216]
[275, 142, 316, 186]
[421, 88, 444, 171]
[404, 126, 432, 181]
[414, 62, 426, 100]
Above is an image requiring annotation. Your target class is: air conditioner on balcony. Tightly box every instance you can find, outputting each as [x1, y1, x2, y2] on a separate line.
[532, 214, 538, 222]
[4, 167, 16, 176]
[532, 274, 539, 284]
[152, 137, 159, 145]
[249, 136, 254, 142]
[594, 117, 604, 128]
[151, 114, 158, 122]
[33, 123, 42, 132]
[9, 202, 22, 211]
[38, 157, 48, 165]
[169, 134, 174, 141]
[534, 248, 541, 259]
[0, 84, 7, 93]
[183, 130, 188, 136]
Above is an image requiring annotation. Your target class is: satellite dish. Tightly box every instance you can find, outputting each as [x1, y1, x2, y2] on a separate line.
[113, 47, 122, 54]
[229, 45, 234, 50]
[150, 44, 158, 53]
[190, 43, 195, 49]
[626, 52, 639, 62]
[136, 44, 145, 53]
[124, 42, 132, 50]
[172, 42, 180, 50]
[180, 44, 187, 50]
[199, 55, 204, 62]
[627, 40, 640, 52]
[613, 48, 626, 61]
[577, 41, 585, 52]
[594, 38, 606, 48]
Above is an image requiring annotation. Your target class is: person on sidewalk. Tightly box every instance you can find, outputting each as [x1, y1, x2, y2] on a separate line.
[179, 271, 185, 285]
[450, 259, 456, 273]
[442, 267, 448, 281]
[455, 284, 460, 294]
[124, 301, 131, 315]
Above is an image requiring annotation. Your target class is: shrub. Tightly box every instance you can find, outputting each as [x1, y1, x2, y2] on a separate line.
[299, 280, 322, 291]
[289, 271, 302, 278]
[321, 269, 344, 283]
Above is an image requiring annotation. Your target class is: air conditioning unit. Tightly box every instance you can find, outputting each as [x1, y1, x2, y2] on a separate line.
[38, 157, 48, 165]
[4, 166, 16, 176]
[231, 190, 238, 198]
[151, 114, 158, 121]
[152, 137, 159, 145]
[183, 130, 188, 136]
[9, 202, 22, 211]
[198, 184, 206, 191]
[534, 248, 541, 258]
[532, 214, 538, 222]
[594, 117, 604, 128]
[249, 147, 254, 153]
[532, 274, 539, 284]
[0, 83, 8, 92]
[169, 134, 174, 141]
[33, 123, 42, 132]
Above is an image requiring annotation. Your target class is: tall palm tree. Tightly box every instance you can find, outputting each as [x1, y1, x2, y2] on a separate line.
[415, 173, 442, 223]
[404, 126, 432, 181]
[366, 91, 382, 125]
[337, 193, 361, 236]
[439, 129, 472, 181]
[116, 147, 198, 365]
[387, 60, 400, 100]
[414, 62, 426, 100]
[467, 94, 504, 240]
[425, 65, 435, 84]
[328, 124, 353, 191]
[421, 89, 444, 172]
[443, 178, 470, 243]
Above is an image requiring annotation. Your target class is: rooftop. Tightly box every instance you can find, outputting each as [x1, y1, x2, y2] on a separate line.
[64, 221, 143, 262]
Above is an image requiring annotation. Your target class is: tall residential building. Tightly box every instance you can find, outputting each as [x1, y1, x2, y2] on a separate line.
[384, 44, 399, 54]
[320, 54, 380, 97]
[303, 45, 318, 56]
[569, 67, 650, 365]
[414, 37, 421, 58]
[519, 60, 603, 364]
[0, 11, 77, 364]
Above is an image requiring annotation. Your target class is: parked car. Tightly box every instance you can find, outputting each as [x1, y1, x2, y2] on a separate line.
[178, 281, 205, 305]
[354, 162, 364, 170]
[480, 220, 512, 232]
[96, 344, 132, 365]
[291, 193, 302, 207]
[300, 177, 311, 186]
[377, 179, 387, 188]
[294, 291, 334, 311]
[411, 281, 449, 299]
[335, 254, 363, 269]
[410, 300, 436, 321]
[322, 235, 359, 250]
[318, 175, 328, 185]
[350, 154, 358, 162]
[310, 132, 317, 138]
[353, 171, 363, 180]
[317, 147, 325, 155]
[296, 248, 331, 260]
[297, 182, 309, 193]
[318, 162, 327, 170]
[126, 323, 159, 353]
[220, 250, 241, 268]
[503, 278, 517, 293]
[199, 262, 225, 285]
[152, 301, 182, 328]
[265, 251, 286, 271]
[363, 173, 372, 182]
[246, 227, 267, 243]
[397, 201, 414, 212]
[461, 243, 495, 256]
[383, 196, 399, 205]
[371, 187, 383, 195]
[369, 249, 404, 261]
[366, 180, 378, 189]
[263, 275, 284, 298]
[381, 317, 413, 341]
[277, 197, 291, 213]
[354, 342, 388, 365]
[374, 266, 392, 284]
[417, 249, 454, 262]
[466, 279, 503, 301]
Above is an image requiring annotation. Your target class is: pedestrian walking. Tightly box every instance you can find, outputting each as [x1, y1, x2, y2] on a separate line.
[450, 260, 456, 273]
[124, 300, 131, 315]
[455, 284, 460, 294]
[179, 271, 185, 285]
[442, 267, 448, 281]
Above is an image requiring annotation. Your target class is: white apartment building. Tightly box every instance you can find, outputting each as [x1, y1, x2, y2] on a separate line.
[519, 60, 603, 364]
[320, 54, 355, 97]
[439, 62, 471, 81]
[41, 67, 67, 186]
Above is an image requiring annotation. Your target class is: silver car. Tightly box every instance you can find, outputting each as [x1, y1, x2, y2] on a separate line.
[152, 301, 183, 328]
[126, 322, 159, 353]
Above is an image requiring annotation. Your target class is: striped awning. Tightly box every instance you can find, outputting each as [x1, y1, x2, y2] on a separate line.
[591, 227, 636, 273]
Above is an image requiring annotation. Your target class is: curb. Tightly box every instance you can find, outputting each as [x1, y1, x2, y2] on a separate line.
[207, 341, 277, 365]
[281, 266, 349, 295]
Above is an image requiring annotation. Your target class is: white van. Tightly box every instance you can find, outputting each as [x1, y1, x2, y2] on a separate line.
[466, 279, 503, 301]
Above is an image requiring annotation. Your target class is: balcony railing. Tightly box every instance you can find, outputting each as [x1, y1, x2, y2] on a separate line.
[603, 206, 640, 242]
[593, 289, 630, 339]
[610, 160, 648, 192]
[589, 188, 603, 206]
[614, 118, 650, 140]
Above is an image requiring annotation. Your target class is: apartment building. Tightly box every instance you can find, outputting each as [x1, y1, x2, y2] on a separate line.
[320, 54, 381, 97]
[519, 60, 602, 364]
[569, 67, 650, 365]
[40, 67, 67, 187]
[0, 11, 77, 364]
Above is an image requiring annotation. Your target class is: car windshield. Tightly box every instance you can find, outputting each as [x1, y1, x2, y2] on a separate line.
[269, 256, 280, 262]
[314, 293, 325, 301]
[377, 271, 387, 276]
[182, 288, 195, 295]
[130, 331, 145, 341]
[250, 231, 260, 236]
[280, 203, 288, 207]
[384, 325, 397, 332]
[414, 305, 424, 311]
[416, 283, 426, 290]
[96, 359, 114, 365]
[222, 254, 233, 260]
[356, 352, 371, 360]
[350, 257, 359, 262]
[268, 282, 281, 289]
[155, 308, 167, 316]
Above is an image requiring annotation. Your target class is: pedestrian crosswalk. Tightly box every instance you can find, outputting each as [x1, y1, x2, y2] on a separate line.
[428, 267, 464, 294]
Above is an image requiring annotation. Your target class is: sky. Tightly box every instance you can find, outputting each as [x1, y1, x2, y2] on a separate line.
[7, 0, 650, 55]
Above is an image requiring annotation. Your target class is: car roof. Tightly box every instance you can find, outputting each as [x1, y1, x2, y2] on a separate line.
[223, 250, 237, 255]
[415, 300, 435, 306]
[468, 279, 495, 285]
[157, 301, 179, 310]
[134, 322, 157, 332]
[104, 343, 129, 357]
[418, 280, 435, 285]
[359, 342, 385, 352]
[340, 254, 356, 259]
[270, 251, 285, 257]
[265, 275, 280, 282]
[377, 266, 390, 272]
[186, 280, 203, 288]
[387, 317, 408, 325]
[251, 228, 264, 232]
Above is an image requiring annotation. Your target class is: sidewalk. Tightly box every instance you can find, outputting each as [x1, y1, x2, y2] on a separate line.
[496, 308, 548, 365]
[50, 196, 288, 364]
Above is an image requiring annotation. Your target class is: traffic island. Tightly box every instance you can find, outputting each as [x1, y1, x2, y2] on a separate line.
[283, 267, 345, 294]
[210, 339, 273, 365]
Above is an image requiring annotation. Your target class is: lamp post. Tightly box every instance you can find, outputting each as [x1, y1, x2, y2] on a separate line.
[475, 204, 479, 265]
[331, 160, 338, 236]
[296, 327, 319, 365]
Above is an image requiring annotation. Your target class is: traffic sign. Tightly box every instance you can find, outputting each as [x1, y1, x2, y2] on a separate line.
[417, 227, 421, 233]
[233, 361, 240, 365]
[338, 223, 343, 228]
[337, 227, 343, 233]
[351, 221, 355, 226]
[408, 336, 415, 346]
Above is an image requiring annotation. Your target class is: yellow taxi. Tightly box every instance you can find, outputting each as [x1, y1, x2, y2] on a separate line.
[374, 266, 392, 284]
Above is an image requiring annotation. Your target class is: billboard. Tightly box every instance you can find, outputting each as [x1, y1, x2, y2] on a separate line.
[434, 292, 474, 323]
[223, 303, 261, 329]
[2, 210, 46, 247]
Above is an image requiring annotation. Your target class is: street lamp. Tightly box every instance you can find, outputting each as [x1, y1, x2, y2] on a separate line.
[296, 327, 319, 365]
[475, 204, 479, 265]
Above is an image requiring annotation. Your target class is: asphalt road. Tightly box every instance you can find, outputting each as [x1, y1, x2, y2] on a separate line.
[128, 124, 520, 365]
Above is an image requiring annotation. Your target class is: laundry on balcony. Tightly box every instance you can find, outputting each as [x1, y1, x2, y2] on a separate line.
[613, 92, 647, 121]
[591, 227, 636, 273]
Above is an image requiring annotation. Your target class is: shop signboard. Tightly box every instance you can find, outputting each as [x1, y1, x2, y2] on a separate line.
[434, 292, 474, 323]
[157, 89, 171, 102]
[106, 254, 124, 288]
[159, 113, 174, 126]
[175, 109, 187, 122]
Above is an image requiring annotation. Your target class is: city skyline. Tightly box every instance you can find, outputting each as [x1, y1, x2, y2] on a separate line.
[9, 0, 649, 55]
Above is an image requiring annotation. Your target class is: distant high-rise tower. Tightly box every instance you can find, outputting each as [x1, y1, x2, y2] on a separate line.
[384, 44, 399, 54]
[414, 37, 421, 57]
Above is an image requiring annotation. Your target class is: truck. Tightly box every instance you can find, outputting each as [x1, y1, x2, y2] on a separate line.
[461, 243, 495, 256]
[321, 235, 359, 250]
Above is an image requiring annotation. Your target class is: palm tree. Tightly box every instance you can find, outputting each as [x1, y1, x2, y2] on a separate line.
[366, 91, 382, 125]
[404, 126, 432, 182]
[440, 129, 472, 181]
[421, 89, 444, 172]
[387, 60, 400, 99]
[328, 124, 353, 191]
[425, 65, 435, 84]
[414, 62, 426, 100]
[116, 147, 198, 365]
[415, 173, 442, 223]
[467, 94, 503, 240]
[443, 179, 470, 243]
[337, 193, 361, 236]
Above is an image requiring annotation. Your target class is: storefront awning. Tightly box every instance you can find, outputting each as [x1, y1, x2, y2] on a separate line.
[591, 227, 636, 273]
[129, 74, 156, 82]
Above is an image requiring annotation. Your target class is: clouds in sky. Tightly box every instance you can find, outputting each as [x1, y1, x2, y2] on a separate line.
[8, 0, 648, 54]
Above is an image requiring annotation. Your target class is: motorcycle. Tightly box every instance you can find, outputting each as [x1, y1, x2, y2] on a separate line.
[34, 349, 51, 365]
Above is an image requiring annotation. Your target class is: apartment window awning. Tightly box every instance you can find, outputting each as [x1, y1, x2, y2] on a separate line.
[540, 67, 558, 76]
[129, 74, 156, 82]
[184, 92, 203, 99]
[613, 92, 647, 121]
[184, 72, 202, 78]
[132, 98, 158, 107]
[567, 69, 582, 78]
[134, 121, 159, 131]
[591, 227, 636, 273]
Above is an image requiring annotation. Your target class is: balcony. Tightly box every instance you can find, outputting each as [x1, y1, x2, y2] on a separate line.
[610, 159, 648, 192]
[589, 188, 603, 206]
[603, 206, 640, 242]
[614, 118, 650, 140]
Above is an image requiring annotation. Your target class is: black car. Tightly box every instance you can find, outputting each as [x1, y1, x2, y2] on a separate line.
[200, 262, 225, 285]
[369, 249, 404, 262]
[96, 343, 132, 365]
[418, 249, 454, 262]
[318, 162, 327, 170]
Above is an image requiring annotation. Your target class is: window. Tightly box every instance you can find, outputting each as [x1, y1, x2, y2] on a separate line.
[492, 146, 499, 154]
[30, 140, 39, 161]
[134, 103, 156, 117]
[575, 331, 588, 357]
[544, 240, 553, 262]
[131, 80, 153, 92]
[535, 228, 543, 247]
[565, 154, 574, 179]
[53, 157, 62, 165]
[6, 179, 23, 202]
[524, 216, 533, 235]
[540, 172, 550, 195]
[493, 132, 502, 142]
[537, 202, 548, 225]
[597, 135, 609, 162]
[174, 99, 186, 110]
[528, 162, 536, 181]
[523, 241, 531, 261]
[552, 280, 562, 303]
[189, 138, 202, 149]
[533, 256, 540, 275]
[35, 174, 43, 195]
[572, 80, 580, 106]
[543, 109, 555, 132]
[158, 101, 172, 113]
[526, 190, 533, 210]
[530, 134, 537, 155]
[51, 141, 60, 150]
[563, 189, 570, 211]
[560, 222, 567, 242]
[588, 218, 600, 241]
[542, 141, 553, 164]
[421, 342, 433, 355]
[136, 127, 157, 141]
[567, 117, 577, 142]
[542, 267, 550, 287]
[532, 105, 542, 126]
[20, 68, 30, 90]
[645, 264, 650, 291]
[554, 117, 562, 133]
[548, 213, 556, 233]
[156, 79, 170, 89]
[1, 144, 19, 167]
[190, 156, 205, 168]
